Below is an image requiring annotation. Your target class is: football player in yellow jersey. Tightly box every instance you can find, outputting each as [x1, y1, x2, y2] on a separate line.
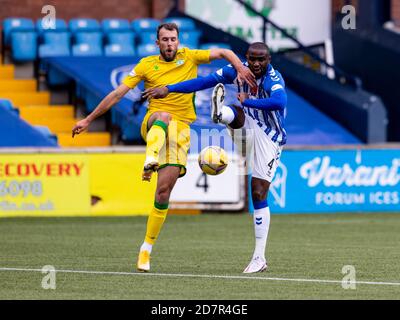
[72, 22, 256, 272]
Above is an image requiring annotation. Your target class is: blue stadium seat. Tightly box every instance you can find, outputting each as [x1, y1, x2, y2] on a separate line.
[69, 18, 100, 33]
[36, 18, 68, 34]
[107, 32, 135, 47]
[104, 44, 135, 57]
[43, 32, 71, 48]
[131, 18, 160, 33]
[72, 44, 102, 56]
[102, 18, 131, 33]
[39, 44, 70, 57]
[164, 17, 196, 31]
[180, 30, 201, 47]
[136, 44, 158, 57]
[11, 31, 38, 62]
[39, 45, 71, 86]
[138, 31, 157, 45]
[75, 32, 103, 47]
[200, 43, 232, 50]
[3, 18, 35, 45]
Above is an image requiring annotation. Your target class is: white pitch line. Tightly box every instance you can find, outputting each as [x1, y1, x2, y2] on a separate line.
[1, 267, 400, 287]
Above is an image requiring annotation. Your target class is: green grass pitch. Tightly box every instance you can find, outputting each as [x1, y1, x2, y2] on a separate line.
[0, 213, 400, 299]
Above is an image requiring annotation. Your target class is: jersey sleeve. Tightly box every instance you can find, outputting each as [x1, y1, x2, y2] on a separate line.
[122, 60, 146, 89]
[167, 74, 220, 93]
[264, 69, 286, 96]
[186, 49, 211, 65]
[211, 64, 237, 84]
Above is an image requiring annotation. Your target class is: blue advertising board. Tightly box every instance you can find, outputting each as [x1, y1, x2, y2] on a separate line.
[266, 148, 400, 213]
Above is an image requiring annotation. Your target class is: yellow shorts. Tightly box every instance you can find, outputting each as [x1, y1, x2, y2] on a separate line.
[141, 111, 191, 177]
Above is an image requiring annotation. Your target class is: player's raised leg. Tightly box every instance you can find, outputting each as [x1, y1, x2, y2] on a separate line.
[143, 112, 171, 181]
[243, 177, 270, 273]
[137, 165, 181, 272]
[211, 83, 245, 129]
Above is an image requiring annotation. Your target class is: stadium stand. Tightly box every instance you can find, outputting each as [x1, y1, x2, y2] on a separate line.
[68, 18, 101, 34]
[35, 18, 68, 37]
[0, 13, 374, 148]
[0, 99, 57, 147]
[131, 18, 160, 34]
[0, 53, 111, 147]
[107, 31, 136, 48]
[104, 44, 135, 57]
[101, 18, 131, 33]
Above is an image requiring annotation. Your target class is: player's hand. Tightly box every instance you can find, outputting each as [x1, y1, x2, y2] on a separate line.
[236, 66, 257, 90]
[142, 87, 169, 100]
[72, 118, 90, 138]
[237, 92, 249, 104]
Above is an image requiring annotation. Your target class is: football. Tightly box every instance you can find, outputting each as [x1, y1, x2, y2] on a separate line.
[198, 146, 228, 175]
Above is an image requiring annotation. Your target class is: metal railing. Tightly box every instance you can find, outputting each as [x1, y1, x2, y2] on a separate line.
[233, 0, 362, 88]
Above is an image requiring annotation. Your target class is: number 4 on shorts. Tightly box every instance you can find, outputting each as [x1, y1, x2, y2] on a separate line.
[267, 159, 275, 170]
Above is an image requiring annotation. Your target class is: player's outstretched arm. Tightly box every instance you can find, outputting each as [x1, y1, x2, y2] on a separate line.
[142, 74, 220, 99]
[72, 83, 131, 137]
[209, 48, 256, 89]
[238, 89, 287, 111]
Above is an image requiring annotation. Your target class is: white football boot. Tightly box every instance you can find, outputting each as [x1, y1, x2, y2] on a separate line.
[211, 83, 225, 123]
[142, 156, 159, 182]
[243, 256, 268, 274]
[137, 250, 151, 272]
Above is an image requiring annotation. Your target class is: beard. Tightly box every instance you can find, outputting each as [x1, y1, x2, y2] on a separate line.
[160, 48, 177, 62]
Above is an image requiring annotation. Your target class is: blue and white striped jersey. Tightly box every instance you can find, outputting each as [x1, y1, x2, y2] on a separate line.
[212, 63, 287, 146]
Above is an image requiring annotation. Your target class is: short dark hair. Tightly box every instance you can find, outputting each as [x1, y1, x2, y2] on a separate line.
[157, 23, 179, 39]
[248, 42, 270, 55]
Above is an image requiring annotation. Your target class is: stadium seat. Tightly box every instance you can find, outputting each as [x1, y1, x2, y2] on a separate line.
[200, 43, 232, 50]
[131, 18, 160, 33]
[38, 45, 71, 86]
[75, 32, 103, 47]
[43, 32, 71, 48]
[102, 18, 131, 33]
[180, 30, 201, 47]
[39, 44, 70, 57]
[36, 18, 68, 34]
[3, 18, 35, 45]
[104, 44, 135, 57]
[107, 32, 135, 47]
[136, 44, 158, 57]
[11, 32, 38, 62]
[138, 31, 157, 45]
[69, 18, 100, 34]
[72, 44, 102, 56]
[164, 17, 196, 31]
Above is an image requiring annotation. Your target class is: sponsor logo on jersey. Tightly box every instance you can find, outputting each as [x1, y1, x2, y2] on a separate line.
[271, 84, 283, 91]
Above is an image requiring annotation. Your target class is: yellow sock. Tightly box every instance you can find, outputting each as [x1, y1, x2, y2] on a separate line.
[144, 202, 169, 245]
[146, 120, 168, 160]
